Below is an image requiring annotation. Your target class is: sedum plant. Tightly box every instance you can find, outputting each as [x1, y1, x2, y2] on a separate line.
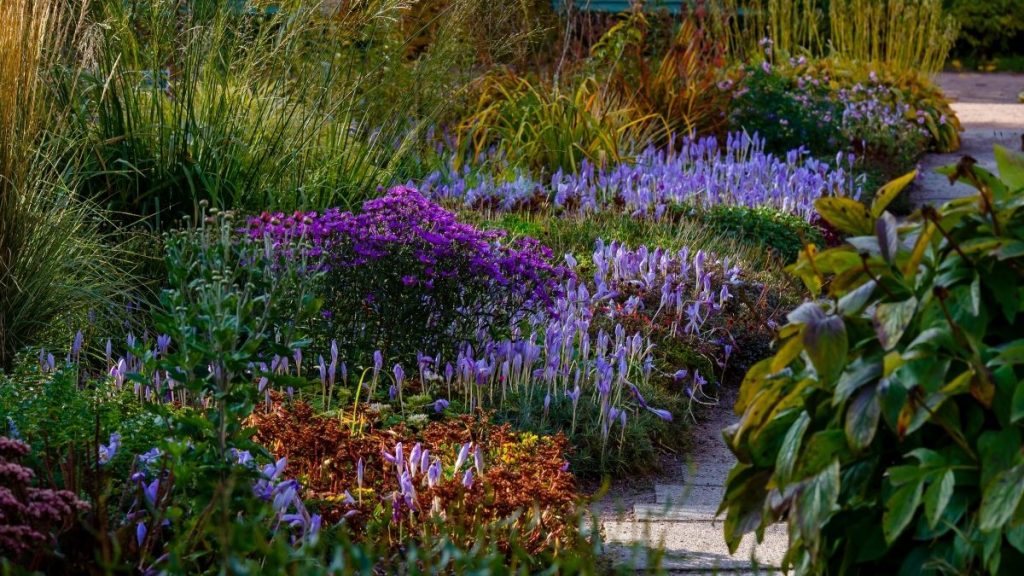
[720, 148, 1024, 575]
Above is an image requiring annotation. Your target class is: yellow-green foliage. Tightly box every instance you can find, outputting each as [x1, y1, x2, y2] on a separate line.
[705, 0, 958, 74]
[457, 71, 667, 173]
[828, 0, 958, 74]
[706, 0, 825, 61]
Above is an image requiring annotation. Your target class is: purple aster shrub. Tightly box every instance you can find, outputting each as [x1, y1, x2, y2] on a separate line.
[247, 186, 570, 363]
[0, 437, 89, 566]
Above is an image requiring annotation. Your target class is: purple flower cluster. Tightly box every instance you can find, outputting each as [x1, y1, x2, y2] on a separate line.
[378, 441, 483, 522]
[420, 133, 860, 220]
[245, 186, 569, 305]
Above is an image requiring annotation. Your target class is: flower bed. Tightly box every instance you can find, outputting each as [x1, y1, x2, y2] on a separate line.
[421, 132, 861, 220]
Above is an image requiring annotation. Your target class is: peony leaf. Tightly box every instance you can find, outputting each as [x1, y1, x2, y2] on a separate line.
[871, 170, 918, 217]
[874, 298, 917, 351]
[994, 144, 1024, 192]
[814, 197, 873, 237]
[924, 469, 955, 530]
[803, 313, 848, 385]
[845, 385, 881, 451]
[980, 464, 1024, 532]
[884, 480, 923, 544]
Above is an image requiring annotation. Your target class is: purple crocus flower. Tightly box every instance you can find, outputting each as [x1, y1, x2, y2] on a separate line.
[427, 459, 442, 487]
[143, 478, 160, 504]
[156, 334, 171, 355]
[433, 398, 450, 413]
[454, 442, 472, 474]
[98, 432, 121, 465]
[136, 522, 147, 547]
[474, 445, 485, 474]
[462, 468, 474, 489]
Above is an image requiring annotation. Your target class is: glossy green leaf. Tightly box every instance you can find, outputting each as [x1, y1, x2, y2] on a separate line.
[838, 279, 876, 315]
[775, 411, 810, 485]
[884, 481, 923, 544]
[980, 464, 1024, 532]
[815, 197, 873, 236]
[803, 313, 848, 385]
[797, 460, 841, 557]
[994, 144, 1024, 191]
[872, 170, 918, 217]
[991, 340, 1024, 366]
[924, 469, 954, 529]
[845, 385, 880, 451]
[874, 298, 917, 351]
[834, 357, 882, 407]
[876, 212, 900, 263]
[1013, 380, 1024, 424]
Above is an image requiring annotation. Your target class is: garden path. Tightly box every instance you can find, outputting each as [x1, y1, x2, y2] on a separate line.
[598, 384, 786, 574]
[912, 73, 1024, 205]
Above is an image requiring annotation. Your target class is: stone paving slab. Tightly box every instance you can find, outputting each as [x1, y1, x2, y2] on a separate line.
[913, 74, 1024, 208]
[604, 520, 788, 571]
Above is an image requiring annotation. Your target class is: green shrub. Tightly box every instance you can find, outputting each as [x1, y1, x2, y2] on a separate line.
[694, 204, 825, 263]
[720, 156, 1024, 574]
[946, 0, 1024, 59]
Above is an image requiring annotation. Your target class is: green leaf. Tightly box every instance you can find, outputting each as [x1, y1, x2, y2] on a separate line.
[874, 298, 918, 351]
[969, 274, 981, 317]
[834, 357, 882, 407]
[876, 212, 900, 263]
[838, 279, 876, 315]
[980, 464, 1024, 532]
[884, 480, 923, 544]
[803, 313, 848, 385]
[924, 469, 954, 529]
[872, 170, 918, 217]
[815, 197, 873, 236]
[799, 430, 851, 477]
[991, 340, 1024, 366]
[845, 385, 881, 451]
[1008, 525, 1024, 554]
[775, 411, 810, 485]
[994, 144, 1024, 191]
[797, 459, 841, 558]
[1013, 380, 1024, 424]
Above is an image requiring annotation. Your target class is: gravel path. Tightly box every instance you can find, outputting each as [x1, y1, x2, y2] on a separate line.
[597, 386, 786, 573]
[912, 73, 1024, 206]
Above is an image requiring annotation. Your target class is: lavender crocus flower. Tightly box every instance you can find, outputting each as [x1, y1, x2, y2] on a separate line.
[98, 432, 121, 465]
[433, 398, 450, 413]
[462, 468, 474, 489]
[453, 442, 472, 474]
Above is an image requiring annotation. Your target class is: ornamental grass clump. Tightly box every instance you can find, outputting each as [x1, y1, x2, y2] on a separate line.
[247, 186, 571, 364]
[720, 149, 1024, 574]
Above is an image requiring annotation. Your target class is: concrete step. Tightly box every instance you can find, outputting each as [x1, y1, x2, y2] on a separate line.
[655, 481, 726, 506]
[636, 486, 725, 520]
[603, 520, 788, 572]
